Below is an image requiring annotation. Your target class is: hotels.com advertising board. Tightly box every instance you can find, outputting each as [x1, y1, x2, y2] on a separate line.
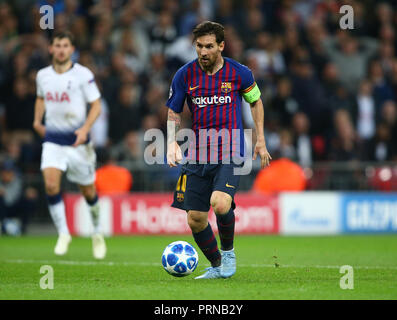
[64, 192, 279, 236]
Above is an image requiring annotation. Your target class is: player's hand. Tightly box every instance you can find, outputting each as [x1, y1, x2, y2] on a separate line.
[167, 141, 182, 167]
[73, 127, 88, 147]
[253, 138, 272, 169]
[33, 122, 46, 138]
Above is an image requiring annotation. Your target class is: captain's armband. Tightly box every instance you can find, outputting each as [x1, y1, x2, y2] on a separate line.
[241, 82, 261, 103]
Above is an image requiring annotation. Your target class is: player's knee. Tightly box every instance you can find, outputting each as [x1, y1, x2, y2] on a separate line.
[82, 189, 96, 201]
[44, 180, 60, 195]
[187, 212, 207, 233]
[79, 185, 96, 200]
[210, 196, 231, 215]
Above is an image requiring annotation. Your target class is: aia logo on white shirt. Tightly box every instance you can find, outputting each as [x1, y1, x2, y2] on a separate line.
[46, 92, 70, 103]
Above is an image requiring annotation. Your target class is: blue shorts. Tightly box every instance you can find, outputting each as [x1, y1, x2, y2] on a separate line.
[171, 163, 242, 212]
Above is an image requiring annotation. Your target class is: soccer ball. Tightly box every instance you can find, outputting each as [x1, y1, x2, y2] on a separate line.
[161, 241, 199, 277]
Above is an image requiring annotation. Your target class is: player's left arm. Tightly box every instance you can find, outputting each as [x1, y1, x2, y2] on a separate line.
[249, 97, 272, 168]
[73, 98, 101, 147]
[74, 68, 102, 147]
[240, 66, 272, 168]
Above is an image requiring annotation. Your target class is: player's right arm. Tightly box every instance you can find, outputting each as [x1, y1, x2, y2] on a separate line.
[33, 71, 46, 138]
[167, 109, 182, 167]
[165, 68, 186, 167]
[33, 97, 46, 138]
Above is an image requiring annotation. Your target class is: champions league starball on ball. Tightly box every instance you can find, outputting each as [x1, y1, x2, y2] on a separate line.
[161, 241, 199, 277]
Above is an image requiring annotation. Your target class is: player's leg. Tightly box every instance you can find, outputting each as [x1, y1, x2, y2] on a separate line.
[187, 210, 221, 267]
[211, 191, 236, 278]
[78, 184, 101, 234]
[210, 191, 235, 251]
[78, 183, 106, 260]
[211, 164, 241, 278]
[42, 167, 71, 255]
[43, 167, 67, 234]
[66, 143, 106, 259]
[187, 210, 222, 279]
[171, 164, 223, 279]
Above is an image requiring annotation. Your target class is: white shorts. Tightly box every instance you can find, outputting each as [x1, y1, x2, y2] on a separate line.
[40, 142, 97, 186]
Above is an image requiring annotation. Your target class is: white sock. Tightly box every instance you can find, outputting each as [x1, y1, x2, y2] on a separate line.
[88, 201, 102, 234]
[49, 200, 70, 235]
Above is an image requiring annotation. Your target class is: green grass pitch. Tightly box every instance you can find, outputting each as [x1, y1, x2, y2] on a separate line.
[0, 234, 396, 300]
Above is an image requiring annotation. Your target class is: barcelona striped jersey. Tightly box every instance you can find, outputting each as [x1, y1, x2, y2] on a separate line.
[166, 57, 260, 163]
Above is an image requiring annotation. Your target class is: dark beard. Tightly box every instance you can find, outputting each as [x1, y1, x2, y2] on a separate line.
[200, 58, 216, 72]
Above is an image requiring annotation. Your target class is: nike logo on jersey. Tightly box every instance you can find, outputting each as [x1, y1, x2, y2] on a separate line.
[189, 85, 199, 91]
[226, 183, 235, 188]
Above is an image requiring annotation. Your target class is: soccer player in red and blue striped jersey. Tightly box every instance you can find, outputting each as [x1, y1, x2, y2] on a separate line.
[166, 21, 271, 279]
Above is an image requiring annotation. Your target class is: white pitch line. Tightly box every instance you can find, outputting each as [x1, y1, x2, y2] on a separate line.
[2, 259, 397, 270]
[2, 259, 158, 267]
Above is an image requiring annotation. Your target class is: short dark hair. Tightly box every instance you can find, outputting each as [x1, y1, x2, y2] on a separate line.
[192, 21, 225, 44]
[51, 31, 75, 45]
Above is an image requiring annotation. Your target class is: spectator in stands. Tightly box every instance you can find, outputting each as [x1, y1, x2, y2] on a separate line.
[102, 51, 128, 103]
[322, 32, 378, 93]
[90, 36, 111, 79]
[165, 33, 197, 67]
[289, 56, 328, 135]
[367, 59, 395, 113]
[5, 77, 35, 132]
[380, 100, 397, 131]
[223, 25, 245, 62]
[270, 77, 300, 128]
[214, 0, 237, 27]
[277, 129, 296, 160]
[245, 32, 286, 82]
[305, 17, 329, 74]
[322, 62, 341, 105]
[108, 83, 141, 144]
[368, 2, 394, 38]
[0, 160, 38, 235]
[327, 85, 356, 124]
[390, 58, 397, 99]
[111, 130, 144, 166]
[328, 109, 361, 161]
[111, 29, 145, 75]
[148, 10, 177, 54]
[281, 27, 300, 69]
[145, 52, 171, 88]
[379, 100, 397, 159]
[239, 8, 265, 49]
[365, 122, 393, 162]
[355, 79, 376, 142]
[143, 82, 167, 116]
[378, 24, 395, 48]
[178, 0, 202, 37]
[377, 41, 395, 78]
[291, 112, 312, 167]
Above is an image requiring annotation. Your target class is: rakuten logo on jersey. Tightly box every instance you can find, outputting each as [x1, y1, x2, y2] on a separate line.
[191, 95, 231, 108]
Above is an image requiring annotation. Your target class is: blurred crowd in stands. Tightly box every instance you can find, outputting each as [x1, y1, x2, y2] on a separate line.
[0, 0, 397, 188]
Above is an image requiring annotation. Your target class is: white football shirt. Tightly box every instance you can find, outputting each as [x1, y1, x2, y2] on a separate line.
[36, 63, 101, 145]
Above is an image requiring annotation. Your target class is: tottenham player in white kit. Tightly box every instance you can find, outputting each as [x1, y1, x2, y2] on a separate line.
[33, 31, 106, 259]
